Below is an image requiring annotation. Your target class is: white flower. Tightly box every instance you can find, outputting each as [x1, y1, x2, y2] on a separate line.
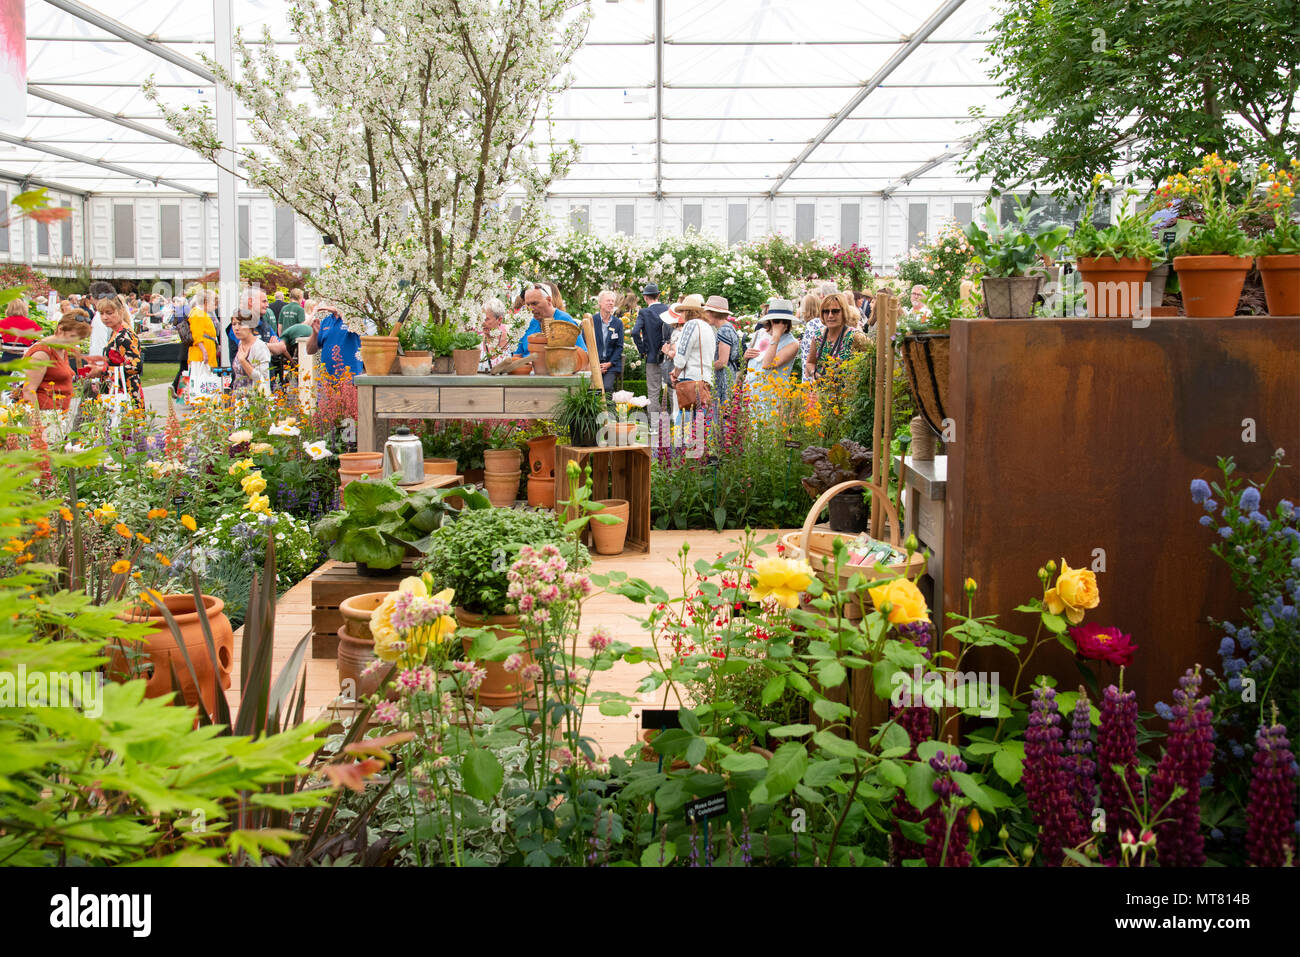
[229, 430, 253, 444]
[302, 440, 332, 460]
[610, 390, 634, 404]
[628, 396, 649, 408]
[269, 421, 301, 437]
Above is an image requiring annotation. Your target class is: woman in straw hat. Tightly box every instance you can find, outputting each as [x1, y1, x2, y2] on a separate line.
[665, 293, 716, 424]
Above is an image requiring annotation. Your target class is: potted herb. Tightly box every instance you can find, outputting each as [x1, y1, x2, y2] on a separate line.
[1255, 159, 1300, 316]
[800, 440, 873, 533]
[552, 383, 607, 448]
[1068, 177, 1164, 319]
[451, 329, 482, 375]
[311, 476, 489, 574]
[397, 318, 433, 375]
[427, 321, 457, 374]
[1154, 154, 1269, 317]
[964, 202, 1069, 318]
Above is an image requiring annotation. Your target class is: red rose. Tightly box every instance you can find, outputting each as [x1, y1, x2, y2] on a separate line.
[106, 348, 125, 366]
[1067, 623, 1136, 667]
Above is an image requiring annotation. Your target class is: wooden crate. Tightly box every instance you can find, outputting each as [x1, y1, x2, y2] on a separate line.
[555, 444, 651, 555]
[310, 562, 412, 658]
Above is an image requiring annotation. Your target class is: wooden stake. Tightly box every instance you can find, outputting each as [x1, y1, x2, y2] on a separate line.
[581, 315, 604, 393]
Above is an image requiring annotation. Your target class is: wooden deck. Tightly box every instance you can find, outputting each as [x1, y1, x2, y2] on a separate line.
[230, 530, 772, 759]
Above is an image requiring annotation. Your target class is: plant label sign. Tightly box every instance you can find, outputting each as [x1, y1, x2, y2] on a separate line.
[641, 708, 682, 730]
[684, 792, 728, 824]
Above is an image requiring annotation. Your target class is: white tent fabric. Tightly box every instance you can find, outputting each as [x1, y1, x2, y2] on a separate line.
[5, 0, 1002, 197]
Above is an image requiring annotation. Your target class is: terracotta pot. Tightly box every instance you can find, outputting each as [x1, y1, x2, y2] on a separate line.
[424, 457, 457, 476]
[527, 334, 550, 375]
[483, 447, 521, 473]
[546, 345, 581, 376]
[455, 608, 534, 708]
[527, 475, 556, 508]
[339, 451, 384, 472]
[339, 467, 381, 487]
[360, 335, 399, 376]
[431, 356, 453, 375]
[339, 591, 391, 643]
[453, 348, 480, 376]
[547, 322, 581, 348]
[526, 435, 557, 477]
[600, 422, 636, 447]
[1146, 263, 1171, 304]
[337, 620, 385, 701]
[1075, 256, 1152, 318]
[110, 593, 233, 715]
[590, 498, 629, 555]
[509, 363, 533, 376]
[1258, 254, 1300, 316]
[483, 469, 519, 507]
[1173, 255, 1253, 317]
[981, 275, 1042, 318]
[398, 352, 433, 376]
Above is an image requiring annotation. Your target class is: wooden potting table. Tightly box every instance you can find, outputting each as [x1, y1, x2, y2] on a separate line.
[354, 373, 591, 452]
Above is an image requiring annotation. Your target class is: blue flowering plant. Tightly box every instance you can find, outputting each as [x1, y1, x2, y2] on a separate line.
[1188, 451, 1299, 851]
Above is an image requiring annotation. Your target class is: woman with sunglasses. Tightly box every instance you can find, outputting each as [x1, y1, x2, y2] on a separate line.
[99, 296, 144, 408]
[803, 292, 857, 382]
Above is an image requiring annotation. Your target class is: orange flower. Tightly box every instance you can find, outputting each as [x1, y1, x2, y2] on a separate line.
[32, 518, 51, 538]
[136, 533, 151, 545]
[114, 523, 132, 539]
[111, 559, 131, 574]
[147, 508, 168, 520]
[155, 552, 171, 567]
[58, 507, 73, 522]
[181, 514, 197, 532]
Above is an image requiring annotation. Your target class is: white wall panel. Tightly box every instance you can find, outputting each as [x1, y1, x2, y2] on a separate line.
[135, 198, 159, 265]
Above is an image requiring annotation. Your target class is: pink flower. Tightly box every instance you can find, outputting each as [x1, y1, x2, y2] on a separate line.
[531, 609, 550, 626]
[540, 584, 560, 603]
[588, 627, 612, 652]
[373, 700, 400, 724]
[1067, 623, 1137, 667]
[503, 653, 524, 673]
[396, 668, 422, 692]
[521, 663, 543, 682]
[518, 594, 535, 613]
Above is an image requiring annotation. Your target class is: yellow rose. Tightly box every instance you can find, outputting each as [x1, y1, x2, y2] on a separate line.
[371, 592, 402, 661]
[750, 557, 815, 609]
[868, 577, 930, 625]
[1044, 559, 1100, 625]
[243, 494, 272, 515]
[241, 472, 267, 496]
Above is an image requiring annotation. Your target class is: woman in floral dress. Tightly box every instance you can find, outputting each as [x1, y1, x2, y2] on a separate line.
[99, 295, 144, 408]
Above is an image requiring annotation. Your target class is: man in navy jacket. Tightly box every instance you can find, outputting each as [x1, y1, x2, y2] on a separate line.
[593, 289, 624, 392]
[631, 282, 670, 423]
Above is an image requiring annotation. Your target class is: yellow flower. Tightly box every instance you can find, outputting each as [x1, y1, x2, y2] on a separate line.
[968, 808, 983, 833]
[114, 523, 132, 539]
[868, 577, 930, 625]
[229, 429, 253, 445]
[181, 514, 197, 532]
[97, 503, 117, 522]
[250, 442, 275, 454]
[749, 557, 815, 609]
[227, 459, 255, 476]
[156, 552, 171, 567]
[244, 494, 272, 516]
[58, 507, 73, 522]
[147, 508, 168, 520]
[111, 559, 131, 575]
[241, 472, 267, 496]
[1044, 559, 1100, 625]
[135, 533, 151, 545]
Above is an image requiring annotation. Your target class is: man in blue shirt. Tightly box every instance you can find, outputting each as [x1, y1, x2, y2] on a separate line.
[513, 283, 585, 357]
[305, 302, 366, 380]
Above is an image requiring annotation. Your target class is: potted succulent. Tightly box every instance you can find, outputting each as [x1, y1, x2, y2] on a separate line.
[428, 320, 457, 374]
[800, 440, 873, 533]
[452, 329, 483, 375]
[1255, 159, 1300, 316]
[397, 318, 432, 376]
[552, 383, 607, 448]
[1068, 176, 1164, 319]
[418, 508, 585, 706]
[1154, 153, 1269, 317]
[964, 201, 1069, 318]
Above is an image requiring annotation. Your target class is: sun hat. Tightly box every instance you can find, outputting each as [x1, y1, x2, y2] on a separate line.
[765, 298, 796, 323]
[642, 282, 660, 296]
[665, 293, 707, 324]
[703, 295, 732, 315]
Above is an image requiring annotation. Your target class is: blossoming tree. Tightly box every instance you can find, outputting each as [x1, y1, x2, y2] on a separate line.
[147, 0, 591, 333]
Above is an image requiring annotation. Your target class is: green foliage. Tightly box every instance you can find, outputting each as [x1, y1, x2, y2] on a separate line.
[1067, 182, 1163, 262]
[551, 383, 609, 446]
[398, 318, 432, 352]
[963, 0, 1300, 197]
[418, 507, 581, 615]
[451, 329, 482, 350]
[964, 201, 1069, 277]
[427, 320, 458, 357]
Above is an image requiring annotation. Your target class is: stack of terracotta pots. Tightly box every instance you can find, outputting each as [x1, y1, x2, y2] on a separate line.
[483, 447, 521, 507]
[525, 435, 557, 507]
[339, 451, 384, 487]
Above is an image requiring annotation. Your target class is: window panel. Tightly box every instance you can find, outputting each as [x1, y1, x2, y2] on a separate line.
[275, 205, 296, 260]
[953, 202, 973, 226]
[0, 190, 8, 253]
[238, 203, 250, 259]
[37, 222, 49, 257]
[683, 204, 702, 233]
[795, 203, 815, 243]
[907, 203, 928, 245]
[728, 203, 747, 244]
[569, 204, 590, 234]
[113, 204, 135, 260]
[160, 204, 181, 260]
[61, 201, 73, 258]
[840, 202, 859, 248]
[615, 203, 635, 236]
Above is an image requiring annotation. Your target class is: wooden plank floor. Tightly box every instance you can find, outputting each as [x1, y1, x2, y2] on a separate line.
[230, 530, 779, 759]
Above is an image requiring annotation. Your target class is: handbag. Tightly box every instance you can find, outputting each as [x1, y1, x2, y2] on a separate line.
[673, 320, 712, 410]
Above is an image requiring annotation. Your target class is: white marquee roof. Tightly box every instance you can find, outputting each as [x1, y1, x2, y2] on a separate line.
[4, 0, 1003, 197]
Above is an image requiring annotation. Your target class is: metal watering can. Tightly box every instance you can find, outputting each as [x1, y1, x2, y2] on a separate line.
[382, 426, 424, 485]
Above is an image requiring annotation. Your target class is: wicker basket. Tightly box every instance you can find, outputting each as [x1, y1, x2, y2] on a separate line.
[899, 333, 950, 438]
[780, 480, 927, 620]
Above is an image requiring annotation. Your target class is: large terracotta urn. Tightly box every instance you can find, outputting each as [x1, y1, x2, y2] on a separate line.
[110, 593, 233, 716]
